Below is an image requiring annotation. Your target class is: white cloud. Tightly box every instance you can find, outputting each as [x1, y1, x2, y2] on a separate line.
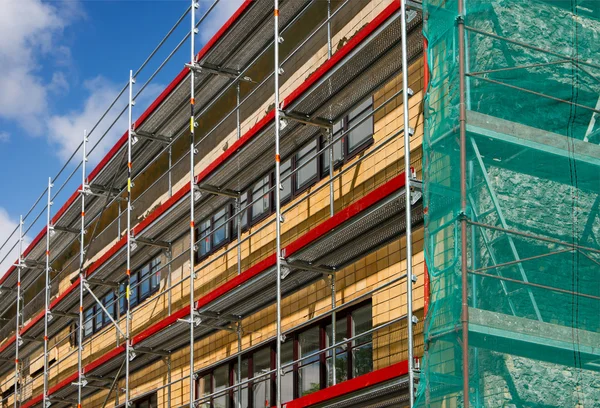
[198, 0, 246, 44]
[0, 208, 30, 279]
[0, 0, 80, 135]
[47, 76, 164, 164]
[0, 132, 9, 143]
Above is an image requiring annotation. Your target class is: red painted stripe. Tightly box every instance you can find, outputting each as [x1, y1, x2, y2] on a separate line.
[282, 360, 409, 408]
[86, 235, 127, 276]
[48, 372, 79, 397]
[196, 110, 276, 184]
[84, 345, 126, 374]
[281, 0, 400, 110]
[132, 306, 189, 345]
[133, 183, 191, 235]
[0, 334, 16, 354]
[20, 392, 44, 408]
[285, 173, 405, 257]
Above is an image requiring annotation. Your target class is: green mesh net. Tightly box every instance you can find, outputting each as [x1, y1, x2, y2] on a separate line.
[418, 0, 600, 406]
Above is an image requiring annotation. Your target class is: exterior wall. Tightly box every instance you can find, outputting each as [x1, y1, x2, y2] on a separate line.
[0, 2, 426, 407]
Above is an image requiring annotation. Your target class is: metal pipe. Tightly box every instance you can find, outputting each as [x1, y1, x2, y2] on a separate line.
[330, 275, 336, 385]
[236, 84, 242, 276]
[78, 128, 87, 408]
[189, 2, 198, 407]
[43, 177, 52, 407]
[273, 1, 283, 407]
[237, 324, 242, 408]
[400, 1, 415, 405]
[457, 0, 470, 405]
[125, 69, 135, 408]
[13, 215, 23, 408]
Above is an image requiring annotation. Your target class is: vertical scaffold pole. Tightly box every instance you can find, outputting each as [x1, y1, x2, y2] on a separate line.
[327, 0, 335, 219]
[126, 69, 135, 408]
[189, 1, 199, 406]
[43, 177, 53, 407]
[457, 0, 470, 405]
[14, 215, 24, 408]
[273, 0, 283, 407]
[78, 129, 88, 408]
[236, 83, 242, 276]
[400, 1, 415, 406]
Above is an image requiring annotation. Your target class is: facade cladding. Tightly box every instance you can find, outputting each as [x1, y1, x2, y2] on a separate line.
[0, 1, 597, 408]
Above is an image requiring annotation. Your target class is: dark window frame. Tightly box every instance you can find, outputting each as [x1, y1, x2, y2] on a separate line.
[80, 256, 161, 341]
[194, 300, 372, 407]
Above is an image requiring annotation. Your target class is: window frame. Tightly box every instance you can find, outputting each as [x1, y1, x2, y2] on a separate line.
[194, 301, 372, 407]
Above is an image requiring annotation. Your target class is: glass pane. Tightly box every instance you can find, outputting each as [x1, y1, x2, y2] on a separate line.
[198, 219, 211, 257]
[352, 305, 373, 345]
[130, 274, 139, 308]
[119, 282, 126, 315]
[212, 207, 229, 247]
[322, 123, 344, 172]
[281, 159, 292, 201]
[197, 374, 211, 408]
[94, 306, 103, 331]
[233, 358, 249, 408]
[213, 365, 228, 408]
[347, 98, 373, 154]
[140, 264, 151, 300]
[104, 292, 115, 324]
[252, 176, 270, 220]
[253, 348, 271, 408]
[281, 341, 294, 403]
[352, 343, 373, 378]
[150, 258, 161, 291]
[84, 308, 93, 337]
[298, 325, 320, 395]
[299, 326, 320, 365]
[239, 192, 248, 229]
[327, 352, 348, 386]
[326, 318, 347, 355]
[296, 140, 317, 189]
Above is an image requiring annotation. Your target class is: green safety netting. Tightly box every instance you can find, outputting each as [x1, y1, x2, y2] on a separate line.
[418, 0, 600, 406]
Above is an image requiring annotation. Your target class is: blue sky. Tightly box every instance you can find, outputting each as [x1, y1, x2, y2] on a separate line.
[0, 0, 244, 273]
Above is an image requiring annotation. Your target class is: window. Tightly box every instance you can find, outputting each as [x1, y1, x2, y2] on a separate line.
[198, 218, 212, 258]
[322, 97, 374, 173]
[195, 302, 372, 407]
[280, 158, 292, 202]
[82, 256, 161, 340]
[295, 140, 318, 191]
[347, 98, 374, 155]
[251, 175, 271, 221]
[213, 207, 229, 248]
[193, 97, 374, 262]
[132, 393, 158, 408]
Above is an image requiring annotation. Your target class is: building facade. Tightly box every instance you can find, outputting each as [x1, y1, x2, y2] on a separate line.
[0, 1, 426, 407]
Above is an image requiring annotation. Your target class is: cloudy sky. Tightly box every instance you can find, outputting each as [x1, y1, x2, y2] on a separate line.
[0, 0, 244, 275]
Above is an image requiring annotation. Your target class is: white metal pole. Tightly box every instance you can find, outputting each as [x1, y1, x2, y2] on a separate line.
[78, 129, 87, 408]
[43, 177, 53, 407]
[14, 215, 23, 408]
[400, 1, 415, 406]
[189, 1, 198, 407]
[126, 69, 135, 408]
[274, 1, 283, 406]
[327, 0, 334, 218]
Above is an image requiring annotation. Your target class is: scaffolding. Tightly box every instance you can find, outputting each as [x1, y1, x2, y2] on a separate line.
[0, 1, 427, 407]
[418, 0, 600, 406]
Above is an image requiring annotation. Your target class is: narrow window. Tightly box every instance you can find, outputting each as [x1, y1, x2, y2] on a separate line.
[295, 140, 318, 191]
[251, 175, 271, 221]
[346, 98, 373, 155]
